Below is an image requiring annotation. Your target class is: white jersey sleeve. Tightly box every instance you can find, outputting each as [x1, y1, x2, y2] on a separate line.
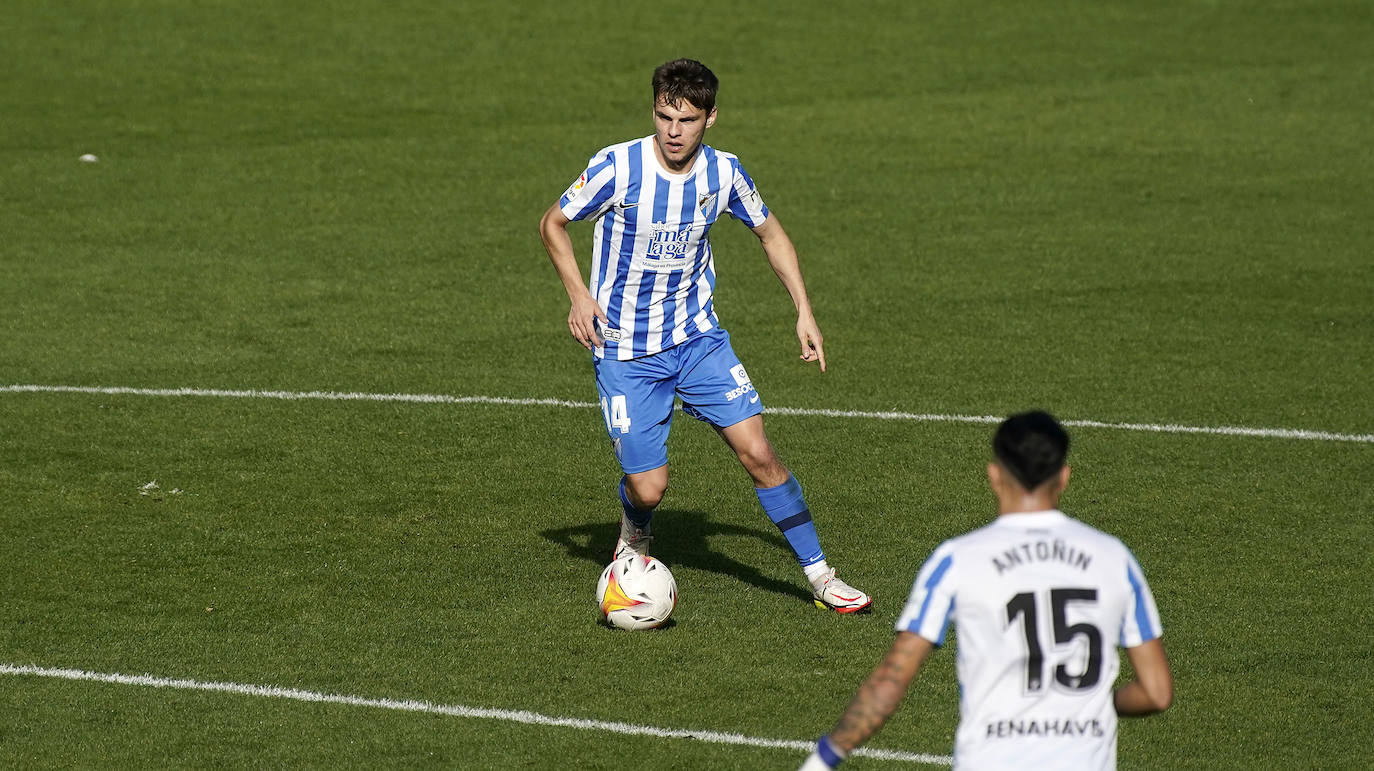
[1118, 549, 1164, 648]
[894, 543, 958, 645]
[559, 148, 618, 222]
[723, 156, 768, 227]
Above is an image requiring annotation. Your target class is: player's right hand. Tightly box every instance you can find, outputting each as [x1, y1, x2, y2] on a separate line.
[568, 295, 608, 350]
[796, 313, 827, 372]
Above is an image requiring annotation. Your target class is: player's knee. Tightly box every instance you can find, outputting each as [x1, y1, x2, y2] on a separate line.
[626, 476, 667, 509]
[635, 487, 666, 510]
[739, 448, 787, 486]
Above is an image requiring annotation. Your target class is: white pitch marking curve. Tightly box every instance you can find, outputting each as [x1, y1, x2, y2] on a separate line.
[3, 383, 1371, 444]
[0, 663, 952, 766]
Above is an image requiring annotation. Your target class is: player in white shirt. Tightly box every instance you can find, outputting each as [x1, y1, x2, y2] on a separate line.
[801, 411, 1173, 769]
[539, 59, 870, 612]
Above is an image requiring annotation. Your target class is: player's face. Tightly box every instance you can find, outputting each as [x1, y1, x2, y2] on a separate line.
[652, 98, 716, 173]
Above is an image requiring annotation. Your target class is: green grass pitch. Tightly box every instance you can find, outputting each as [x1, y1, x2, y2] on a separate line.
[3, 0, 1371, 768]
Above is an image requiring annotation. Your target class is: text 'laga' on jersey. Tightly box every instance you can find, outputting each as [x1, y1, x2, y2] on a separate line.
[647, 225, 695, 257]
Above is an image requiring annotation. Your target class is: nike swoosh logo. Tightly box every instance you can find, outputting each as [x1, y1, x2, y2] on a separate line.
[749, 394, 759, 403]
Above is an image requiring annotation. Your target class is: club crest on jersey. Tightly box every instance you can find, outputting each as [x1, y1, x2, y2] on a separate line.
[697, 193, 716, 214]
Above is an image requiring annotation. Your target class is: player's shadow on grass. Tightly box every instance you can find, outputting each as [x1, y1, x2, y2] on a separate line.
[540, 510, 812, 604]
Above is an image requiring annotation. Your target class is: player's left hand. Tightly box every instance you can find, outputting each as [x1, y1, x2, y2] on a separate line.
[797, 314, 826, 372]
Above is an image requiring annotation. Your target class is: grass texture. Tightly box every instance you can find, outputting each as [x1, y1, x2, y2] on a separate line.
[2, 1, 1371, 768]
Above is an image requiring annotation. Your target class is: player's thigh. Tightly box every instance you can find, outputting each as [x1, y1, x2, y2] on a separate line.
[593, 355, 677, 474]
[675, 329, 764, 429]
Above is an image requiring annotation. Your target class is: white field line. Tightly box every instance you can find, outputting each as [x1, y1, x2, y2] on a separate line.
[0, 663, 952, 766]
[3, 383, 1372, 444]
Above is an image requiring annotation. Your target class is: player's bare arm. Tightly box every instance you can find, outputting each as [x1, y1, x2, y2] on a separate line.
[827, 632, 934, 753]
[1114, 638, 1174, 716]
[540, 203, 607, 350]
[751, 214, 826, 371]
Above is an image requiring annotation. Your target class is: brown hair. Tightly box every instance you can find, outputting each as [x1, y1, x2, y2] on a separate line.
[652, 59, 719, 113]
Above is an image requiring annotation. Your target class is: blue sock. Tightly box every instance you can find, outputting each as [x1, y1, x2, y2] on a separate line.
[619, 477, 653, 529]
[755, 474, 825, 567]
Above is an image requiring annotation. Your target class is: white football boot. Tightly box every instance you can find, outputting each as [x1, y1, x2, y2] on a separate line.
[811, 569, 872, 614]
[613, 514, 654, 560]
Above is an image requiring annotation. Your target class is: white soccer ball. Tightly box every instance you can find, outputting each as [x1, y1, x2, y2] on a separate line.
[596, 554, 677, 630]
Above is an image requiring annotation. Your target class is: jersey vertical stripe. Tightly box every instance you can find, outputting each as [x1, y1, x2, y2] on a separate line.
[677, 152, 721, 346]
[637, 168, 672, 355]
[657, 171, 698, 354]
[559, 137, 769, 360]
[595, 141, 640, 347]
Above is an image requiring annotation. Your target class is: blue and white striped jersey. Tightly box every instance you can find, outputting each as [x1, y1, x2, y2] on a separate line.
[895, 510, 1164, 771]
[559, 136, 770, 360]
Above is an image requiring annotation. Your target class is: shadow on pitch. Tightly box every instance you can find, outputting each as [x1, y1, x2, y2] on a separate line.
[540, 509, 812, 604]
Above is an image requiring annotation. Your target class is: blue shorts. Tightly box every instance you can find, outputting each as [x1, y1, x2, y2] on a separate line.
[593, 327, 764, 474]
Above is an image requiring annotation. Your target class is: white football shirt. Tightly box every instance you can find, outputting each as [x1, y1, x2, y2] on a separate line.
[558, 136, 770, 360]
[895, 510, 1163, 770]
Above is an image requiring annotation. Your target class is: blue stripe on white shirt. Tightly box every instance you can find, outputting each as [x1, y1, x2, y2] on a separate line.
[901, 552, 955, 645]
[558, 137, 769, 360]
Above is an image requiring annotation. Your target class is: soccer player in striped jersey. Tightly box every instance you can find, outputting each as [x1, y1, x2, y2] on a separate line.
[539, 58, 870, 613]
[801, 412, 1173, 769]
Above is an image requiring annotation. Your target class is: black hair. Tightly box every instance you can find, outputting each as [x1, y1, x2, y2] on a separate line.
[652, 58, 719, 113]
[992, 411, 1069, 491]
